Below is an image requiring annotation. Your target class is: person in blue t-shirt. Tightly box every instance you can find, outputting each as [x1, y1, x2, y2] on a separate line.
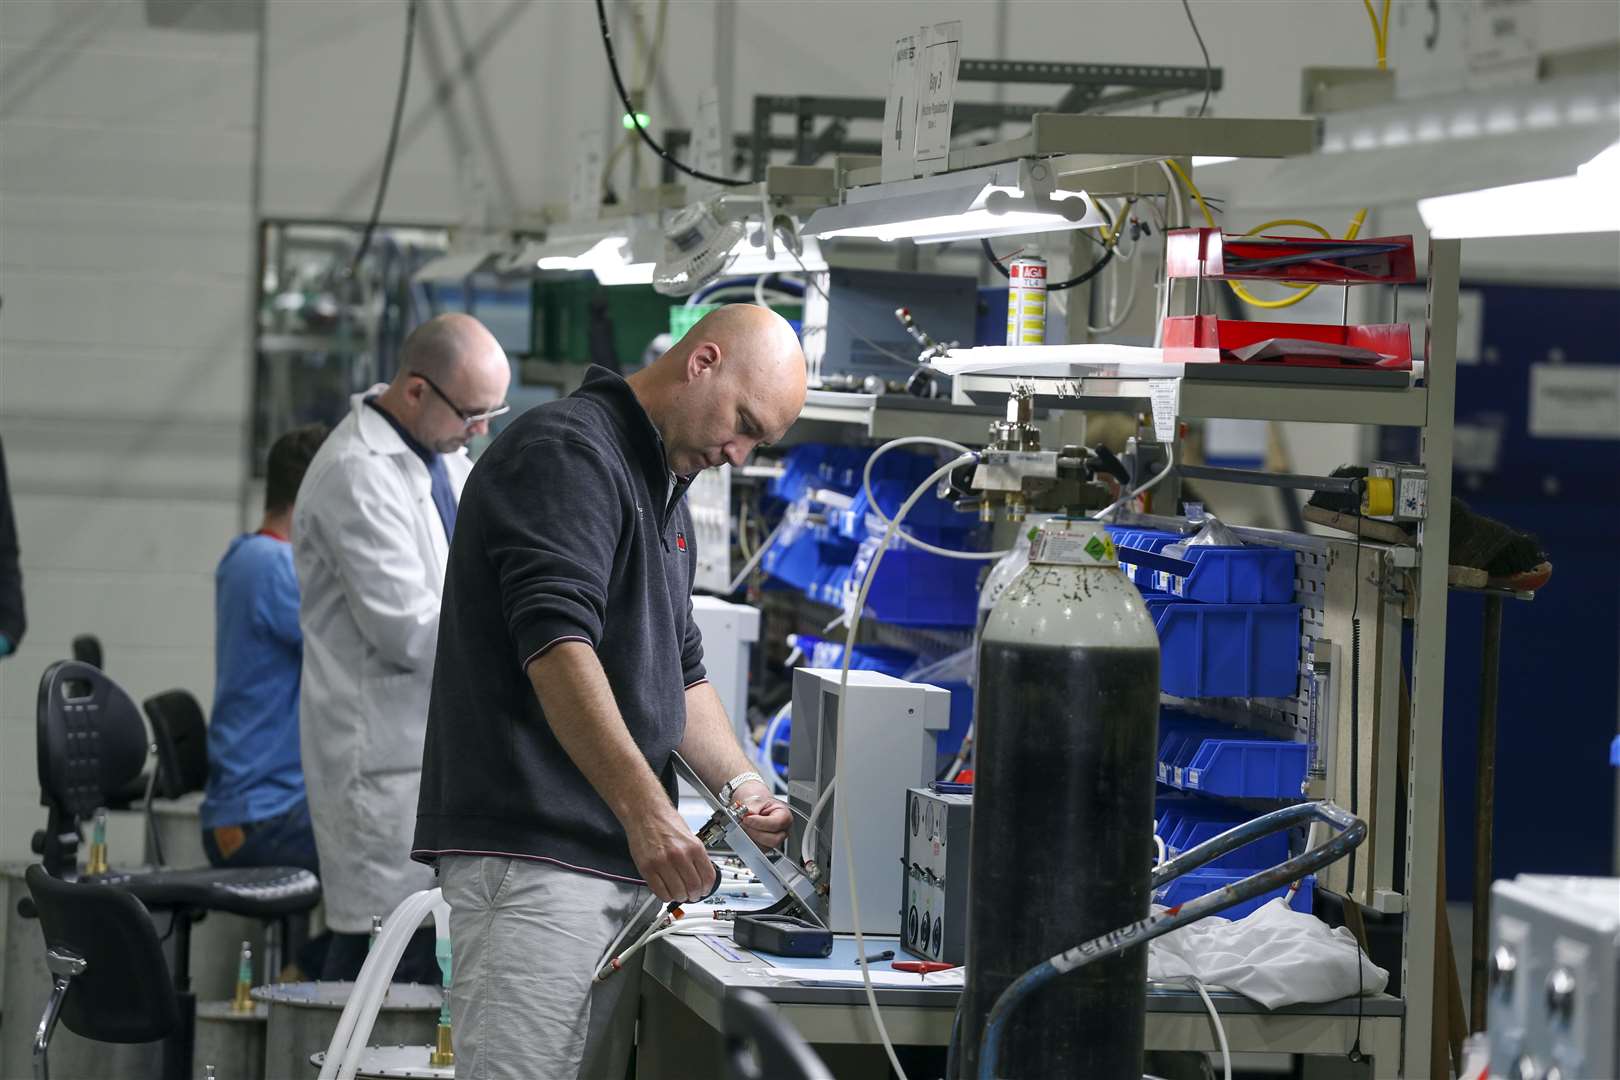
[201, 424, 329, 874]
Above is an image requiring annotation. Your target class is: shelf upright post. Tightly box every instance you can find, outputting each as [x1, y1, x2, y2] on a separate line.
[1401, 238, 1461, 1078]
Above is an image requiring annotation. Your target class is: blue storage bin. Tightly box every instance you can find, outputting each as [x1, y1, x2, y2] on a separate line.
[1183, 738, 1308, 800]
[1150, 546, 1296, 604]
[1164, 810, 1289, 871]
[1155, 871, 1314, 919]
[1115, 530, 1183, 587]
[1153, 602, 1302, 698]
[789, 633, 915, 676]
[846, 545, 981, 628]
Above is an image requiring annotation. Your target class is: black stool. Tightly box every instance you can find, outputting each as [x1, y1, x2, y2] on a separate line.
[30, 660, 321, 1080]
[23, 863, 179, 1080]
[722, 989, 833, 1080]
[143, 686, 312, 976]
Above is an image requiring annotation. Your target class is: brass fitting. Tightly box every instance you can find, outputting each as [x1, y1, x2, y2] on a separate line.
[85, 842, 108, 877]
[429, 1022, 454, 1067]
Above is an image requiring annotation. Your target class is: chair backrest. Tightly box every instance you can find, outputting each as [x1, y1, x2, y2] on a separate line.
[143, 690, 209, 799]
[24, 864, 178, 1044]
[722, 988, 833, 1080]
[36, 660, 148, 820]
[70, 634, 103, 670]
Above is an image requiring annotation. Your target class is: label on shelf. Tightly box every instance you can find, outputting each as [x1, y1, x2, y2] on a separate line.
[881, 32, 920, 182]
[1148, 379, 1180, 443]
[1528, 364, 1620, 440]
[913, 21, 962, 171]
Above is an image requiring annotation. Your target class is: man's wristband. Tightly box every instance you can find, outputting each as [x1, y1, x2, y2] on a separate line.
[719, 771, 766, 805]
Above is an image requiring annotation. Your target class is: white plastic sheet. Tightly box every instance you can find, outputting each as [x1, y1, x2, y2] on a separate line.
[1147, 898, 1388, 1009]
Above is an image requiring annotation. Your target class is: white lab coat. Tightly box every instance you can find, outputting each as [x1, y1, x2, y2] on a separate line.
[292, 388, 471, 933]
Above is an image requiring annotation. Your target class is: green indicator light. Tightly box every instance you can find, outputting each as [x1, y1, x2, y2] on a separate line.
[621, 112, 651, 130]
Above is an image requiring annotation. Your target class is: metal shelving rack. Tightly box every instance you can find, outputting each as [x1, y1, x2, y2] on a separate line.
[937, 240, 1461, 1077]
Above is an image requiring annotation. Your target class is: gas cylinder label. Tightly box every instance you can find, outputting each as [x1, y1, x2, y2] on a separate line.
[1030, 529, 1116, 567]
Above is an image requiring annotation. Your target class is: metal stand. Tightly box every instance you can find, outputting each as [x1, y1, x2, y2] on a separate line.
[1469, 594, 1504, 1033]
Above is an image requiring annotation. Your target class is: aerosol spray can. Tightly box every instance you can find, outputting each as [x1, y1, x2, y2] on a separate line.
[1005, 256, 1047, 346]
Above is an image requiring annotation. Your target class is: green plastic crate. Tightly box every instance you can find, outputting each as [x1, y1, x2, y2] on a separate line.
[669, 304, 720, 340]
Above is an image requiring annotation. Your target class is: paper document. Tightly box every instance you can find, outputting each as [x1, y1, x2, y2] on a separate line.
[753, 965, 965, 989]
[934, 344, 1201, 378]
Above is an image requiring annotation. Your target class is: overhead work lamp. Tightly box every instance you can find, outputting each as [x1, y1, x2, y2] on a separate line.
[1218, 72, 1620, 240]
[1419, 140, 1620, 239]
[803, 158, 1107, 244]
[499, 218, 659, 285]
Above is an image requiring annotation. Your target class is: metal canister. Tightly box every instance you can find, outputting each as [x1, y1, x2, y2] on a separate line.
[310, 1045, 456, 1079]
[195, 999, 268, 1080]
[1004, 255, 1047, 346]
[255, 980, 441, 1077]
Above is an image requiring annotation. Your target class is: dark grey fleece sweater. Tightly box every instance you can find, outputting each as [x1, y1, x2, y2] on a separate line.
[412, 366, 705, 882]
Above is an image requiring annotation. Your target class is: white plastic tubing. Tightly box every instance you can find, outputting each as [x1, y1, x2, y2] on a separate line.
[319, 887, 445, 1080]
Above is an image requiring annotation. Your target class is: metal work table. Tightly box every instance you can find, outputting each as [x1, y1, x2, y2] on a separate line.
[635, 930, 1403, 1079]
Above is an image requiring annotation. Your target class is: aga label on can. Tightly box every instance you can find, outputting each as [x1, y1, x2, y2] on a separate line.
[1005, 256, 1047, 346]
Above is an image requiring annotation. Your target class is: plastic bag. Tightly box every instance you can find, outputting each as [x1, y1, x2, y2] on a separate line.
[1164, 514, 1243, 562]
[1147, 897, 1389, 1008]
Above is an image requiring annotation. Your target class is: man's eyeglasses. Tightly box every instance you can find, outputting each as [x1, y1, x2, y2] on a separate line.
[411, 371, 510, 430]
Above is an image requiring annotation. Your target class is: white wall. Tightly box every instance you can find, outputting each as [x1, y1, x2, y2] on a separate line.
[0, 0, 259, 860]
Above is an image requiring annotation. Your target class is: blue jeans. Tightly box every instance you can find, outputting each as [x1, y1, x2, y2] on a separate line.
[201, 798, 321, 877]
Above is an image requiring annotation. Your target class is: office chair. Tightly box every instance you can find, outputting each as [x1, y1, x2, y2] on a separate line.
[722, 989, 833, 1080]
[69, 634, 102, 669]
[23, 863, 179, 1080]
[140, 689, 210, 867]
[31, 660, 321, 1080]
[143, 687, 311, 975]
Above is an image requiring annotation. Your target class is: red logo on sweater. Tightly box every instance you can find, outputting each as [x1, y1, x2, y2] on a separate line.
[676, 532, 687, 552]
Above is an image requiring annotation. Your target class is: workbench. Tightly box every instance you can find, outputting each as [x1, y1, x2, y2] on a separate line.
[634, 927, 1404, 1079]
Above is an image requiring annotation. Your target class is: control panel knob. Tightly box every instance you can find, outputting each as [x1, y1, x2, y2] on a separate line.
[1491, 944, 1519, 991]
[1545, 966, 1576, 1022]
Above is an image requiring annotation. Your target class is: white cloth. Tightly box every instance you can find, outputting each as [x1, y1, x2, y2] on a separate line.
[293, 388, 471, 932]
[1146, 898, 1388, 1008]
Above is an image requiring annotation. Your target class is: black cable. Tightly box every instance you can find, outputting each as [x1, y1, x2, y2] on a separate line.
[1180, 0, 1212, 118]
[594, 0, 748, 188]
[350, 0, 419, 278]
[1347, 489, 1363, 892]
[1346, 484, 1366, 1062]
[981, 236, 1113, 292]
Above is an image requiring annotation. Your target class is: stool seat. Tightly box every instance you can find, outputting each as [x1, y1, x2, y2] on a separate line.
[86, 866, 320, 920]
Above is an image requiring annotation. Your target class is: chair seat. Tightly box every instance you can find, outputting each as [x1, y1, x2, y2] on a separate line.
[86, 865, 320, 919]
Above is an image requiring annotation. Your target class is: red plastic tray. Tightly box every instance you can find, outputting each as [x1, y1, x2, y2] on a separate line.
[1161, 315, 1413, 370]
[1165, 228, 1417, 286]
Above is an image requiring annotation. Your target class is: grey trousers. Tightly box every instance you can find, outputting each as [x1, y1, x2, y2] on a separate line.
[439, 854, 653, 1080]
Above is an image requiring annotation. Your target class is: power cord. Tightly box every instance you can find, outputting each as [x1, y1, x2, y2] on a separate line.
[1180, 0, 1212, 118]
[1184, 976, 1230, 1080]
[350, 0, 420, 278]
[983, 238, 1113, 292]
[1346, 490, 1367, 1063]
[593, 0, 748, 188]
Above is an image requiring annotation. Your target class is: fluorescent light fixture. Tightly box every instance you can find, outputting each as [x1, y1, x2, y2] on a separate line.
[1418, 141, 1620, 238]
[531, 235, 626, 271]
[497, 218, 658, 284]
[803, 159, 1106, 244]
[411, 249, 497, 283]
[1191, 156, 1237, 168]
[725, 231, 826, 275]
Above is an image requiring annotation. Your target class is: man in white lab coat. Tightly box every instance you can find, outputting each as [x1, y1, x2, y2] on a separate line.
[293, 313, 511, 980]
